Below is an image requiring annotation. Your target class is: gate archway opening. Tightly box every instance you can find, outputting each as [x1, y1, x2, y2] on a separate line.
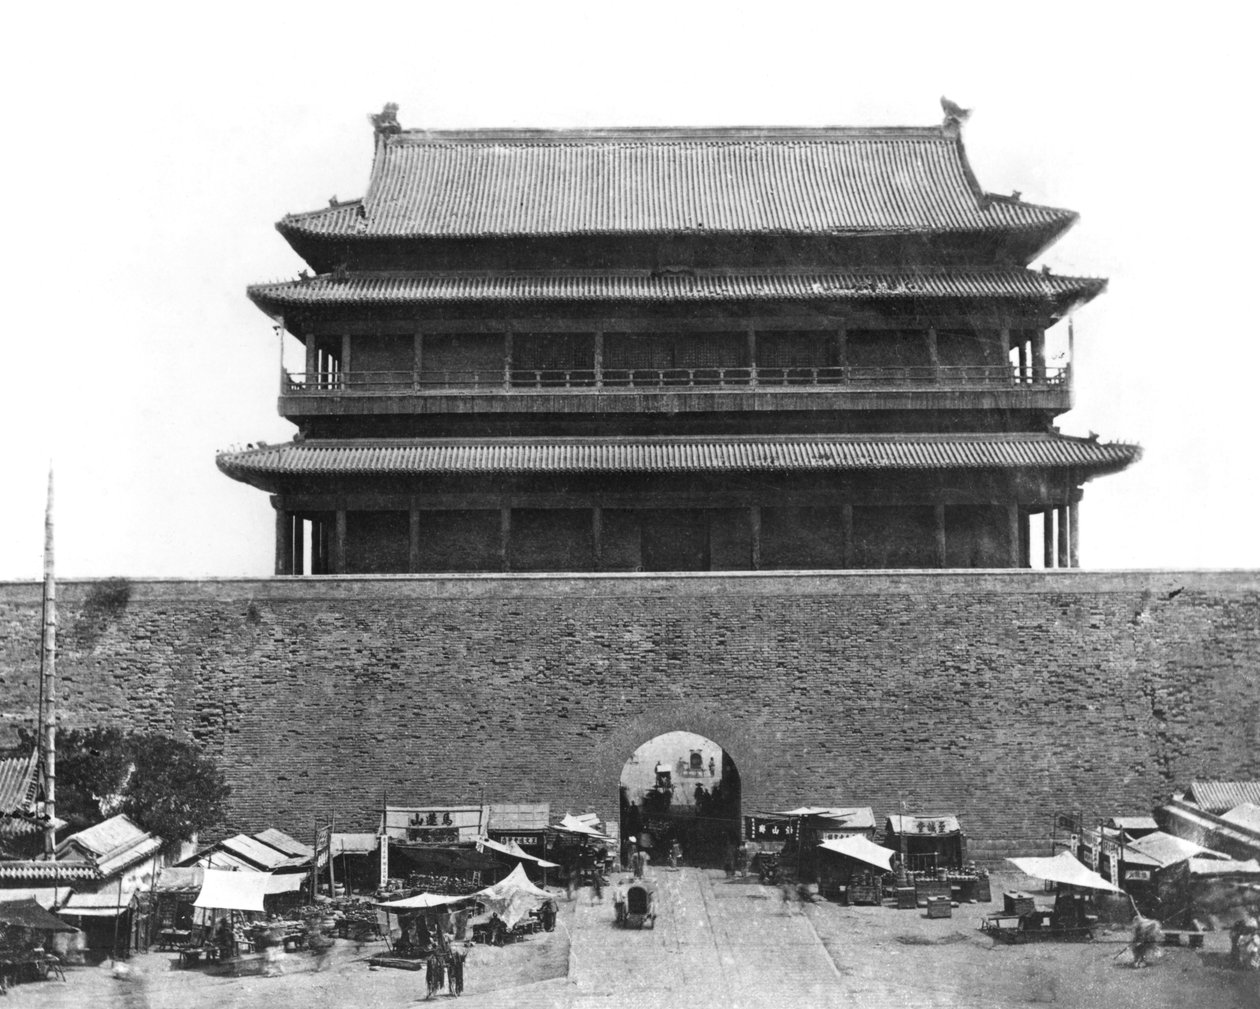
[619, 731, 741, 868]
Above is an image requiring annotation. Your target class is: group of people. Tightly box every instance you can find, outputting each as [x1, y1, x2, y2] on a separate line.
[423, 949, 465, 999]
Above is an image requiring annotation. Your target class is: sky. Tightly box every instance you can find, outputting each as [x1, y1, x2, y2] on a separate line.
[2, 0, 1258, 579]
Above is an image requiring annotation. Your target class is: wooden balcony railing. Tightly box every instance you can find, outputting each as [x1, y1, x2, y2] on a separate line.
[283, 364, 1068, 394]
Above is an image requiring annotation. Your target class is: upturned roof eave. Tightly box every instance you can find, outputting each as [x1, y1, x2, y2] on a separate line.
[245, 268, 1106, 320]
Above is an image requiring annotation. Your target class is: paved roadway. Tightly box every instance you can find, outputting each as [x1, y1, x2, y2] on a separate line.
[489, 866, 847, 1009]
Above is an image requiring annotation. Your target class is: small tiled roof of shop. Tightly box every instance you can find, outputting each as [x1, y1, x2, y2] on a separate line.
[217, 834, 307, 871]
[218, 434, 1141, 483]
[277, 125, 1077, 241]
[0, 860, 100, 881]
[248, 268, 1104, 313]
[1221, 803, 1260, 833]
[57, 815, 148, 859]
[1186, 781, 1260, 814]
[0, 751, 38, 817]
[253, 828, 314, 860]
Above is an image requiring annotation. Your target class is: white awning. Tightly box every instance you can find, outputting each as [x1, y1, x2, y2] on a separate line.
[476, 836, 560, 869]
[817, 836, 894, 873]
[193, 869, 270, 912]
[375, 891, 476, 911]
[1007, 852, 1124, 893]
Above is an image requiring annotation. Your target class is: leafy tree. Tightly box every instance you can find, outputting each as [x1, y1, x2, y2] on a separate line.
[18, 726, 231, 842]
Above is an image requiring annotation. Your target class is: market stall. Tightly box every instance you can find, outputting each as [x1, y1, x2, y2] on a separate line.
[816, 836, 893, 904]
[0, 899, 77, 990]
[981, 852, 1125, 943]
[372, 890, 479, 966]
[473, 864, 555, 942]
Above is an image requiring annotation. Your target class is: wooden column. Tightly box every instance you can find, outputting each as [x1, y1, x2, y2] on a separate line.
[841, 504, 854, 568]
[408, 505, 420, 573]
[305, 335, 318, 385]
[1069, 501, 1080, 568]
[747, 327, 758, 386]
[834, 326, 847, 381]
[333, 510, 347, 574]
[1017, 340, 1028, 384]
[593, 332, 604, 388]
[1032, 329, 1047, 382]
[1009, 504, 1022, 568]
[749, 506, 762, 570]
[1017, 507, 1031, 568]
[1043, 510, 1055, 568]
[1057, 505, 1070, 569]
[340, 334, 352, 376]
[311, 517, 324, 575]
[926, 327, 940, 382]
[413, 332, 424, 390]
[503, 332, 514, 391]
[592, 508, 603, 570]
[934, 504, 947, 567]
[292, 517, 305, 576]
[500, 509, 511, 572]
[275, 510, 293, 575]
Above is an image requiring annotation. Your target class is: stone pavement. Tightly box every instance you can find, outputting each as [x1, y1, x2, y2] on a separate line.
[457, 866, 847, 1009]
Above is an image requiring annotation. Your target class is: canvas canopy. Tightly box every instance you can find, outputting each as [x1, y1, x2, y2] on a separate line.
[474, 863, 553, 928]
[477, 836, 560, 869]
[193, 868, 271, 912]
[375, 891, 477, 911]
[0, 898, 78, 932]
[1007, 852, 1124, 893]
[817, 836, 894, 873]
[552, 814, 612, 841]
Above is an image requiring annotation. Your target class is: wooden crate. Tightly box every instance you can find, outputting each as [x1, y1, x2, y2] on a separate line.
[896, 887, 917, 909]
[926, 897, 953, 919]
[1004, 892, 1036, 916]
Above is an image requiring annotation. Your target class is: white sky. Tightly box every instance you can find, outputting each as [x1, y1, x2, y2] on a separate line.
[2, 1, 1258, 578]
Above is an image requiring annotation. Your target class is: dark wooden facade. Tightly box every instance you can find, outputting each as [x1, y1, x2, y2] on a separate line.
[219, 111, 1138, 574]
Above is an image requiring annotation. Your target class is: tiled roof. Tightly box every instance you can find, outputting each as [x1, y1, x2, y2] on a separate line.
[1187, 781, 1260, 814]
[249, 268, 1104, 311]
[1221, 803, 1260, 833]
[1125, 831, 1224, 868]
[278, 126, 1076, 240]
[253, 828, 314, 860]
[0, 860, 99, 881]
[95, 834, 164, 878]
[218, 834, 294, 870]
[58, 814, 148, 859]
[0, 751, 38, 815]
[218, 434, 1140, 481]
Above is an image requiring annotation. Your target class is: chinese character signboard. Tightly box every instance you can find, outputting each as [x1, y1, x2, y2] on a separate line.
[315, 824, 332, 868]
[744, 816, 798, 841]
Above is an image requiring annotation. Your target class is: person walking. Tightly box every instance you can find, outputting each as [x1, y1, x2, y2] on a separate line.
[669, 840, 683, 870]
[425, 950, 446, 998]
[447, 950, 466, 996]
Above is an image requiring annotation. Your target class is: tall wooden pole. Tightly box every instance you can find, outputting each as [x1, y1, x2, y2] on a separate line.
[41, 468, 57, 858]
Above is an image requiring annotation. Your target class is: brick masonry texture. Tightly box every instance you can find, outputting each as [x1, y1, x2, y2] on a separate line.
[1, 571, 1256, 861]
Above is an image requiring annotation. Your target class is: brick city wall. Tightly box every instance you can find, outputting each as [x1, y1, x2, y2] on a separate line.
[1, 570, 1257, 861]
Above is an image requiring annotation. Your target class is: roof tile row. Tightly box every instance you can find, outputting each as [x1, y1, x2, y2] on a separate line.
[248, 268, 1104, 310]
[281, 129, 1075, 240]
[218, 434, 1140, 480]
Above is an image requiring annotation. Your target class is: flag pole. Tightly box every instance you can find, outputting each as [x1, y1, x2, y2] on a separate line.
[41, 467, 57, 859]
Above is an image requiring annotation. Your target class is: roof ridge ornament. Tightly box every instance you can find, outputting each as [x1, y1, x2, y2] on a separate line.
[940, 95, 971, 133]
[370, 102, 402, 138]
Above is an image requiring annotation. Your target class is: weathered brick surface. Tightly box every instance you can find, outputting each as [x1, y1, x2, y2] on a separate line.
[1, 571, 1256, 860]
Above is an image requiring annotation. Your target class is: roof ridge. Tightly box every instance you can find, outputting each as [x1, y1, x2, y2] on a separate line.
[386, 125, 953, 144]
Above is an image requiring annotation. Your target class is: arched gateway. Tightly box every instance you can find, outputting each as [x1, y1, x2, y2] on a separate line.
[619, 731, 741, 868]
